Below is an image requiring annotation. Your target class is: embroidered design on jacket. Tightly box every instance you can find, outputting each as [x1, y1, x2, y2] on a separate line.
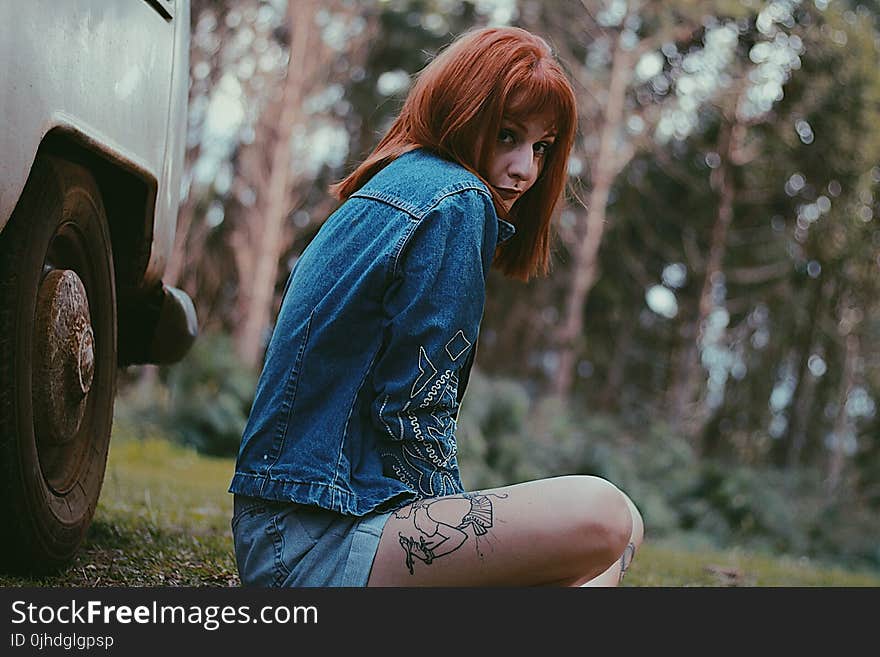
[420, 370, 456, 409]
[445, 330, 471, 361]
[411, 346, 437, 398]
[379, 342, 465, 497]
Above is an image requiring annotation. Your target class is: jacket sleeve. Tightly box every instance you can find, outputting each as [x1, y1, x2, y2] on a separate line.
[370, 189, 498, 498]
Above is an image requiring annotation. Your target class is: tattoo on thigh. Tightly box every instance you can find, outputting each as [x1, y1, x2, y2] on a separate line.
[393, 492, 508, 575]
[618, 542, 636, 583]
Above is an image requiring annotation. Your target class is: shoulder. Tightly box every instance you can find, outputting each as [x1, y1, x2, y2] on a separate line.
[351, 148, 493, 219]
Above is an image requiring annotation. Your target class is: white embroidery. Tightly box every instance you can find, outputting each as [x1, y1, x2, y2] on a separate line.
[445, 330, 472, 361]
[426, 425, 457, 463]
[400, 444, 457, 498]
[379, 397, 409, 441]
[420, 370, 453, 408]
[407, 411, 425, 445]
[410, 346, 437, 398]
[380, 338, 469, 496]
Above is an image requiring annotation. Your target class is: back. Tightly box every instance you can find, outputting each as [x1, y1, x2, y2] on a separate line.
[230, 148, 511, 515]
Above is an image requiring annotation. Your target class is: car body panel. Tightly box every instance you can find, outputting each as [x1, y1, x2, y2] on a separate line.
[0, 0, 190, 287]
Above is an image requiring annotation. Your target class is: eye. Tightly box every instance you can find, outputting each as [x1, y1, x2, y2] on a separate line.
[533, 141, 553, 157]
[498, 128, 516, 145]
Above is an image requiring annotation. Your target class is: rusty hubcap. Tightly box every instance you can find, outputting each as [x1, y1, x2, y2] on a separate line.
[32, 269, 94, 445]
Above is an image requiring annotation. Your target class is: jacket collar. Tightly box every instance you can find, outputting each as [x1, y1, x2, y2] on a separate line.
[497, 218, 516, 244]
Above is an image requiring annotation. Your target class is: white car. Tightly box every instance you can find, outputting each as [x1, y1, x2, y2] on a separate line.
[0, 0, 197, 573]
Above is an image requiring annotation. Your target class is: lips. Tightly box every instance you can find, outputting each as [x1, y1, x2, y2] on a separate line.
[493, 187, 521, 201]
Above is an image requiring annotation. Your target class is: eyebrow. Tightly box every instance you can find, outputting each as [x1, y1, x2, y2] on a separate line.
[505, 118, 557, 140]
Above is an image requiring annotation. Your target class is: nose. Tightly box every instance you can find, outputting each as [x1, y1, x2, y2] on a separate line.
[507, 145, 535, 186]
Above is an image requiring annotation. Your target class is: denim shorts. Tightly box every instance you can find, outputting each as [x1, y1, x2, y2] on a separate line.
[231, 494, 391, 587]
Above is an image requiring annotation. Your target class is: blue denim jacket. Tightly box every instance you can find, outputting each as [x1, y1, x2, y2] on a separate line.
[228, 148, 515, 516]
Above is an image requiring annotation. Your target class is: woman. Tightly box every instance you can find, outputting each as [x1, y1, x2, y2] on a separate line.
[229, 25, 643, 587]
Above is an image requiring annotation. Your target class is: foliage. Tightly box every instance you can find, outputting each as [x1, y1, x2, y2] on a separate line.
[117, 352, 878, 570]
[457, 369, 880, 570]
[116, 332, 257, 458]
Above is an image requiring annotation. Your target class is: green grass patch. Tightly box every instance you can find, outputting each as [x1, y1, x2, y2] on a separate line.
[2, 436, 238, 587]
[2, 435, 878, 587]
[626, 541, 880, 586]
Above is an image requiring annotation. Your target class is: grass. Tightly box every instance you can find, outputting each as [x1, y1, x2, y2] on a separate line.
[629, 541, 880, 587]
[1, 436, 238, 587]
[2, 434, 879, 587]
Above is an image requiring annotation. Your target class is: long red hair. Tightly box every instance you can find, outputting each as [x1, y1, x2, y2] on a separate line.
[330, 26, 577, 281]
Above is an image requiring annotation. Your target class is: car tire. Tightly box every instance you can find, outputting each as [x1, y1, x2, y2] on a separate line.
[0, 155, 117, 574]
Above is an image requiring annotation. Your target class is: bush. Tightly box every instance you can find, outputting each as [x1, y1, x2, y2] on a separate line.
[456, 370, 879, 570]
[113, 354, 878, 570]
[456, 369, 534, 489]
[115, 332, 257, 458]
[456, 371, 700, 537]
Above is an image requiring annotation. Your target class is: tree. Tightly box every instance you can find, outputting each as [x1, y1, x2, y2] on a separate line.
[515, 0, 744, 397]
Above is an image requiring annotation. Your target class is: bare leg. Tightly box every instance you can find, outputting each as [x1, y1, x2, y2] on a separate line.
[367, 475, 636, 587]
[580, 493, 644, 586]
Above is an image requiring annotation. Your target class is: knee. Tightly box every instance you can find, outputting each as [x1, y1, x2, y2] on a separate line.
[565, 476, 634, 569]
[624, 493, 645, 549]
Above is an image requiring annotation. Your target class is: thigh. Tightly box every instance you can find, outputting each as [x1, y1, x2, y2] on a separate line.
[367, 475, 632, 587]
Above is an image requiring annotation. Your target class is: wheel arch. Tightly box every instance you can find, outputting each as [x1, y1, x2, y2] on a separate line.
[35, 129, 168, 366]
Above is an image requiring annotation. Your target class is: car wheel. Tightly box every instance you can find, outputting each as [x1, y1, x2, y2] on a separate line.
[0, 155, 117, 574]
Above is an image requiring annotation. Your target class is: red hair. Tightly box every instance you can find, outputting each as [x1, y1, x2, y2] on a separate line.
[329, 26, 577, 281]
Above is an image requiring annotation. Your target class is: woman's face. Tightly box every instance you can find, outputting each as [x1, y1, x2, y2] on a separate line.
[486, 113, 557, 213]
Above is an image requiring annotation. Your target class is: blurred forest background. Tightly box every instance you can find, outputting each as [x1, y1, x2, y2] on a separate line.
[118, 0, 880, 572]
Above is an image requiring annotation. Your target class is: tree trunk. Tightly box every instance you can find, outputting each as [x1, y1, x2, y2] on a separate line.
[234, 0, 320, 368]
[827, 331, 858, 494]
[164, 177, 200, 291]
[667, 120, 742, 444]
[782, 277, 834, 467]
[552, 29, 633, 398]
[598, 306, 638, 412]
